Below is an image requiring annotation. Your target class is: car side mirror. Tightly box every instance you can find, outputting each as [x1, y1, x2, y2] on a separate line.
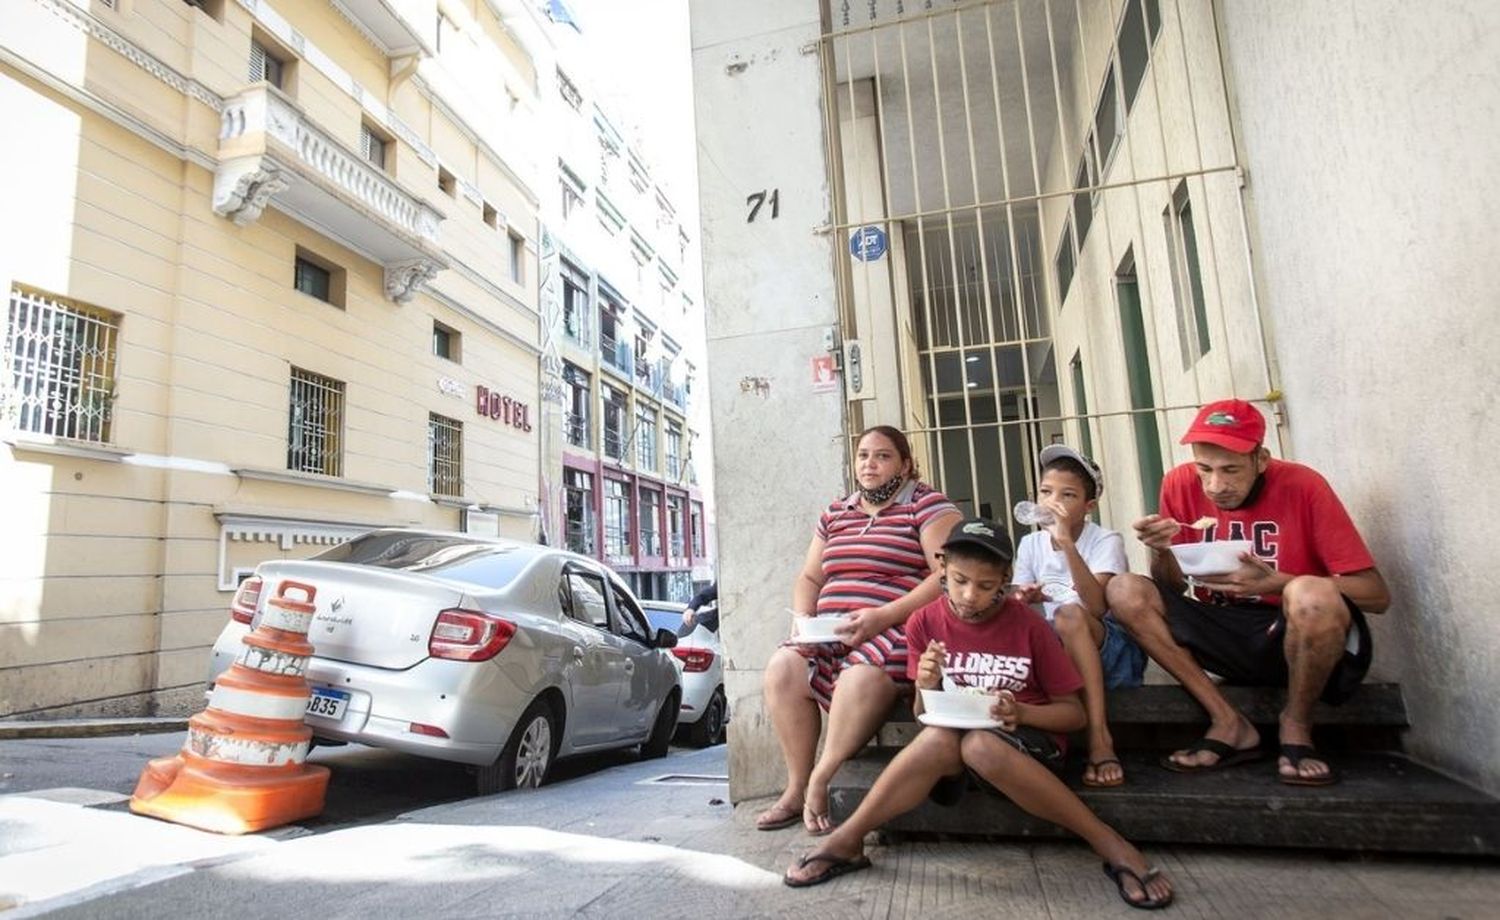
[654, 627, 678, 649]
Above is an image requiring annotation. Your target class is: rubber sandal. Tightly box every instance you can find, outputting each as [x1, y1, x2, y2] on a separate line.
[755, 802, 802, 831]
[1279, 743, 1339, 786]
[1102, 862, 1174, 910]
[784, 850, 873, 888]
[1082, 757, 1126, 788]
[1160, 737, 1264, 773]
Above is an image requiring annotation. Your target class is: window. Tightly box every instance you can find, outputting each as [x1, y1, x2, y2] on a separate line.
[666, 494, 685, 557]
[508, 233, 524, 283]
[427, 413, 463, 496]
[564, 469, 596, 555]
[1166, 182, 1212, 366]
[1054, 222, 1075, 304]
[562, 261, 590, 345]
[603, 478, 631, 558]
[360, 123, 388, 171]
[293, 248, 344, 307]
[287, 367, 344, 476]
[432, 321, 459, 361]
[608, 584, 649, 644]
[664, 422, 682, 479]
[599, 300, 630, 374]
[482, 203, 498, 229]
[690, 501, 705, 557]
[249, 39, 286, 89]
[557, 68, 583, 111]
[638, 488, 661, 557]
[1072, 150, 1094, 254]
[561, 180, 584, 219]
[1094, 68, 1121, 172]
[634, 404, 657, 470]
[565, 571, 609, 628]
[183, 0, 224, 20]
[438, 166, 456, 197]
[1119, 0, 1153, 113]
[564, 363, 590, 449]
[3, 285, 119, 443]
[1069, 350, 1094, 460]
[601, 383, 626, 460]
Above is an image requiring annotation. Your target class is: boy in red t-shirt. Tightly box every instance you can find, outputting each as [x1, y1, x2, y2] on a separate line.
[783, 517, 1173, 910]
[1106, 399, 1391, 786]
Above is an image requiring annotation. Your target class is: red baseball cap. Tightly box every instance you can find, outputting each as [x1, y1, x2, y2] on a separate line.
[1180, 399, 1265, 453]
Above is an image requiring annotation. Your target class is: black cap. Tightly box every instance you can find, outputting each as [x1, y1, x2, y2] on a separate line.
[941, 516, 1014, 563]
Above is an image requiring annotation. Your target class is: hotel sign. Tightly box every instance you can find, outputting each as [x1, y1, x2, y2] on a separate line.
[476, 385, 533, 432]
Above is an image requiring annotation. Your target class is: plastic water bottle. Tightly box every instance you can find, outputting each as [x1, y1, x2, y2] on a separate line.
[1013, 500, 1055, 527]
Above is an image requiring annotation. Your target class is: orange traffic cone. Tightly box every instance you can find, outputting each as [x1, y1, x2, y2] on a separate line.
[131, 580, 330, 834]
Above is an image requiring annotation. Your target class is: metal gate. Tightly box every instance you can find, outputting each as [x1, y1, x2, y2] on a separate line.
[818, 0, 1279, 538]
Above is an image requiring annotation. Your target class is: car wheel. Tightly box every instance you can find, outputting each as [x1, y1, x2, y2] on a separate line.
[477, 698, 556, 795]
[687, 688, 726, 748]
[640, 690, 679, 760]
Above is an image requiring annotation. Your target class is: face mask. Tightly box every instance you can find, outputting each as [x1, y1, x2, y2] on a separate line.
[860, 472, 906, 505]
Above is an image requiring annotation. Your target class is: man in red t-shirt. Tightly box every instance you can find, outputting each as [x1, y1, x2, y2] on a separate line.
[1106, 399, 1390, 786]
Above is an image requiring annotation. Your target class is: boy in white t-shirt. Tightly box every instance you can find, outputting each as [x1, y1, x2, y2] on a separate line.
[1013, 445, 1145, 787]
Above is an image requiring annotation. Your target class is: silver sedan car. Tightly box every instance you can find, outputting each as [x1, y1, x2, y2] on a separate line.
[207, 530, 682, 794]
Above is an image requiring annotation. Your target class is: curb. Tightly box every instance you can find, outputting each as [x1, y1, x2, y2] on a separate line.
[0, 718, 190, 740]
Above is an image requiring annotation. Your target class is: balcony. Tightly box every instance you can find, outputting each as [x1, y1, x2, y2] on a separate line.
[212, 84, 448, 303]
[333, 0, 436, 55]
[600, 334, 634, 377]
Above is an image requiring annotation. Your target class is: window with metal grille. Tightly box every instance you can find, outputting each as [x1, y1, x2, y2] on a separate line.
[427, 413, 462, 496]
[690, 501, 705, 557]
[562, 262, 590, 345]
[249, 39, 284, 89]
[564, 468, 596, 555]
[603, 478, 630, 558]
[287, 367, 344, 476]
[360, 123, 386, 170]
[3, 286, 120, 443]
[638, 488, 661, 557]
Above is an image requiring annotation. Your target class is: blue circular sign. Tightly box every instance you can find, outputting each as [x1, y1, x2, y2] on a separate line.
[850, 225, 888, 262]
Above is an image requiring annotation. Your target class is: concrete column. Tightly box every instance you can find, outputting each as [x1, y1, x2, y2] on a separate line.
[690, 0, 847, 802]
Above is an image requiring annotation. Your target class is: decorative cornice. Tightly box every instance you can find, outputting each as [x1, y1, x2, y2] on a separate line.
[34, 0, 224, 113]
[424, 285, 541, 357]
[325, 0, 394, 57]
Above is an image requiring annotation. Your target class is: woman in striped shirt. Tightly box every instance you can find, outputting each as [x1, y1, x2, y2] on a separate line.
[756, 426, 962, 835]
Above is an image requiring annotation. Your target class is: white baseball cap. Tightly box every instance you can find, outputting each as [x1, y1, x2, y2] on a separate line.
[1038, 444, 1103, 497]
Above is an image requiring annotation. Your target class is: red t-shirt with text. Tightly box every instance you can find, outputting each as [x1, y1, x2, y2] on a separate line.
[1160, 458, 1376, 605]
[905, 596, 1083, 750]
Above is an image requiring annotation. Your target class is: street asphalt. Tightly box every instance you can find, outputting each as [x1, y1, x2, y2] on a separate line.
[3, 738, 1499, 917]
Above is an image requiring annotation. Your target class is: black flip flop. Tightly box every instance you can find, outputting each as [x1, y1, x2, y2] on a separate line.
[1160, 737, 1264, 773]
[1102, 862, 1174, 910]
[755, 803, 802, 831]
[1279, 743, 1339, 786]
[1083, 757, 1126, 788]
[784, 851, 873, 888]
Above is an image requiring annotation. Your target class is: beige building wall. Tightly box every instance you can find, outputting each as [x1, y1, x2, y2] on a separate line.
[1, 0, 543, 718]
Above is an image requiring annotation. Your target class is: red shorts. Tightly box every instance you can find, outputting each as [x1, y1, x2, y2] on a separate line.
[788, 625, 910, 710]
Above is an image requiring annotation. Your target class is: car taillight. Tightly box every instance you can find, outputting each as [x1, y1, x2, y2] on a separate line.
[672, 647, 715, 673]
[429, 609, 517, 661]
[229, 576, 263, 625]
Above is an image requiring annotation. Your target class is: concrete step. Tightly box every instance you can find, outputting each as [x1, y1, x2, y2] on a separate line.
[829, 748, 1500, 856]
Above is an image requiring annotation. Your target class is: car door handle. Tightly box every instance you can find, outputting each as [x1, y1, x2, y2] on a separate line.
[572, 647, 585, 662]
[623, 661, 634, 673]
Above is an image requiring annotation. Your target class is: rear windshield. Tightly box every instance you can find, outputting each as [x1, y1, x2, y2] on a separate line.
[314, 533, 529, 589]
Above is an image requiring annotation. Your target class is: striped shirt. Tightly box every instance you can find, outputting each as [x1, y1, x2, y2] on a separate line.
[814, 480, 959, 616]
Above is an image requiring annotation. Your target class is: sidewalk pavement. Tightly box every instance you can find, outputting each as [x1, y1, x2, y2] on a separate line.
[4, 744, 1498, 918]
[0, 718, 187, 741]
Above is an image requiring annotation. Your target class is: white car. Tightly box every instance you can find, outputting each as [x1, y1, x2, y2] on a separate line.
[641, 600, 727, 747]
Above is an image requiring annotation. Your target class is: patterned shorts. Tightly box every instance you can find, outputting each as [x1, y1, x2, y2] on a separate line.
[787, 625, 910, 710]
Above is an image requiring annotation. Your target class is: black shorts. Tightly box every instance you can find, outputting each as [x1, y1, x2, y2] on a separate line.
[1155, 582, 1373, 704]
[928, 726, 1064, 806]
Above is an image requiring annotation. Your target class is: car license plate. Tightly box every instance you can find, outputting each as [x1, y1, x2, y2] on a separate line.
[305, 687, 349, 721]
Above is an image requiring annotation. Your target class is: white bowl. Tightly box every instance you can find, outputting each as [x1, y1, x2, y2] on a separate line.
[919, 688, 996, 722]
[792, 616, 846, 642]
[1170, 540, 1255, 577]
